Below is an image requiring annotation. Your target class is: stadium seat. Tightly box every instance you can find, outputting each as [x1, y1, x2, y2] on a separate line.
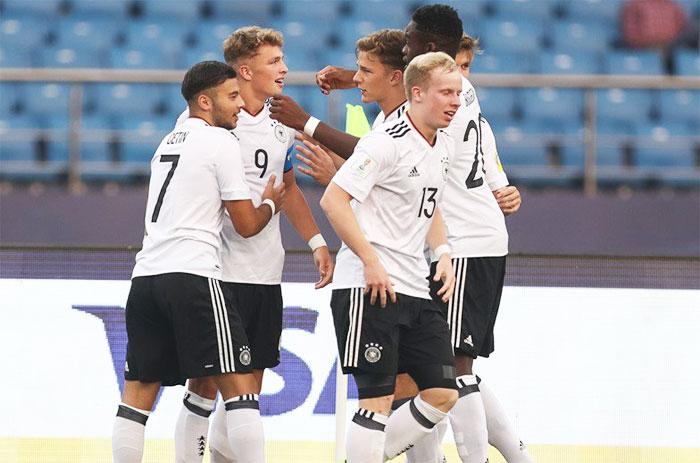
[22, 83, 72, 116]
[193, 20, 247, 53]
[635, 122, 697, 167]
[2, 0, 63, 16]
[139, 0, 205, 20]
[605, 51, 664, 75]
[475, 87, 519, 120]
[675, 50, 700, 76]
[118, 115, 172, 165]
[550, 20, 614, 53]
[336, 18, 382, 51]
[94, 83, 162, 116]
[66, 0, 128, 17]
[208, 0, 277, 23]
[479, 19, 543, 53]
[281, 0, 343, 22]
[659, 90, 700, 126]
[597, 88, 654, 125]
[345, 1, 411, 29]
[0, 43, 33, 67]
[522, 87, 584, 125]
[182, 47, 221, 68]
[0, 83, 22, 114]
[324, 49, 359, 72]
[110, 48, 177, 69]
[538, 51, 601, 74]
[492, 0, 555, 21]
[0, 17, 50, 49]
[40, 47, 103, 68]
[438, 0, 486, 33]
[272, 19, 336, 53]
[561, 0, 623, 24]
[78, 114, 115, 164]
[0, 114, 39, 162]
[471, 51, 534, 74]
[54, 19, 120, 53]
[123, 20, 192, 55]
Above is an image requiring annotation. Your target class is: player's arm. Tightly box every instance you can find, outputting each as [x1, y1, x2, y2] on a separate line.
[480, 116, 522, 215]
[269, 95, 360, 158]
[224, 175, 286, 238]
[281, 168, 334, 288]
[320, 182, 395, 307]
[425, 208, 455, 302]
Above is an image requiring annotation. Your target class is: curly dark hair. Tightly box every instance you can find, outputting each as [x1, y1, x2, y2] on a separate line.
[411, 4, 463, 57]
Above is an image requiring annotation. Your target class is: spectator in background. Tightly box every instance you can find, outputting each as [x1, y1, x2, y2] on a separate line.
[621, 0, 687, 49]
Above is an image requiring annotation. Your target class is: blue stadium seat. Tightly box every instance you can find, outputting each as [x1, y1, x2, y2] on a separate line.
[124, 20, 191, 54]
[480, 19, 543, 53]
[40, 47, 103, 68]
[471, 51, 534, 73]
[595, 119, 636, 168]
[522, 87, 584, 124]
[561, 0, 623, 24]
[550, 20, 614, 53]
[538, 51, 601, 74]
[336, 18, 382, 51]
[2, 0, 62, 16]
[94, 83, 162, 116]
[118, 115, 171, 164]
[0, 43, 34, 67]
[281, 48, 321, 72]
[139, 0, 204, 19]
[182, 47, 221, 68]
[54, 19, 119, 53]
[159, 84, 187, 122]
[432, 1, 485, 32]
[675, 50, 700, 76]
[78, 114, 115, 164]
[22, 83, 71, 116]
[1, 17, 50, 48]
[0, 114, 39, 162]
[38, 114, 71, 163]
[475, 87, 519, 120]
[597, 89, 654, 125]
[110, 47, 177, 69]
[605, 51, 664, 75]
[282, 0, 343, 21]
[635, 122, 696, 167]
[66, 0, 128, 17]
[491, 121, 550, 166]
[0, 83, 22, 114]
[323, 49, 359, 72]
[492, 0, 555, 21]
[346, 1, 411, 29]
[272, 19, 336, 53]
[659, 90, 700, 126]
[194, 21, 246, 52]
[208, 0, 276, 23]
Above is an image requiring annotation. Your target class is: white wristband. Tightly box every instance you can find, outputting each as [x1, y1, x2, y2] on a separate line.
[303, 116, 320, 137]
[434, 244, 451, 259]
[308, 233, 327, 251]
[262, 198, 276, 215]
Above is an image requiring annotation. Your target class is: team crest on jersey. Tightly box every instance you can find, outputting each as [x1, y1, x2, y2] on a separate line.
[273, 123, 288, 143]
[441, 154, 450, 181]
[463, 88, 475, 107]
[364, 342, 383, 363]
[239, 346, 251, 366]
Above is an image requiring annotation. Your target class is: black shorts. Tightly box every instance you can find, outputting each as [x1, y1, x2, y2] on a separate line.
[430, 256, 506, 358]
[124, 273, 252, 386]
[331, 288, 455, 385]
[221, 282, 283, 370]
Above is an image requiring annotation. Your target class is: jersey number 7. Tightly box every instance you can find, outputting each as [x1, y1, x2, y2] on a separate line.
[151, 154, 180, 222]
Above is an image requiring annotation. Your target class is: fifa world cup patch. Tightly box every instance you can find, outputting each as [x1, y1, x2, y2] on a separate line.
[441, 155, 450, 182]
[239, 346, 252, 366]
[351, 155, 377, 179]
[364, 342, 383, 363]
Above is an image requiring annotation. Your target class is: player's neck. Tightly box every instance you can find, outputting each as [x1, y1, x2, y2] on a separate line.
[187, 109, 214, 127]
[240, 84, 267, 116]
[406, 108, 436, 146]
[378, 89, 407, 118]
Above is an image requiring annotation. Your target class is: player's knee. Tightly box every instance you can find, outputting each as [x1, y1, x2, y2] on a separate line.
[186, 377, 218, 399]
[420, 387, 458, 412]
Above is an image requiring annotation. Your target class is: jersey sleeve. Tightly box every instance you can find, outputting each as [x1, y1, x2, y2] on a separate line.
[213, 132, 252, 201]
[480, 116, 509, 190]
[331, 131, 395, 203]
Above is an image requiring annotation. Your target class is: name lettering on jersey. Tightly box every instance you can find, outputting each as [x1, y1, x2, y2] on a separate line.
[273, 123, 288, 143]
[386, 120, 410, 139]
[408, 166, 420, 178]
[463, 88, 475, 107]
[351, 156, 377, 179]
[166, 131, 188, 145]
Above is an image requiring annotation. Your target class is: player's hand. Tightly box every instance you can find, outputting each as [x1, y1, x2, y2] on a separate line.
[312, 246, 334, 289]
[296, 138, 337, 186]
[269, 95, 310, 131]
[262, 174, 286, 213]
[493, 185, 521, 216]
[363, 257, 396, 308]
[433, 253, 455, 303]
[315, 65, 356, 95]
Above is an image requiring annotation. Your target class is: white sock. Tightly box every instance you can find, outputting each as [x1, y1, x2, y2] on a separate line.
[209, 398, 234, 463]
[112, 403, 150, 463]
[450, 375, 488, 463]
[384, 395, 448, 460]
[479, 377, 535, 463]
[347, 408, 388, 463]
[224, 394, 265, 463]
[175, 391, 215, 463]
[405, 418, 448, 463]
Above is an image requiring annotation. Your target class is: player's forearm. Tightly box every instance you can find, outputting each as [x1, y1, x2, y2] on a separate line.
[320, 183, 377, 264]
[311, 122, 360, 160]
[426, 208, 449, 251]
[283, 183, 321, 241]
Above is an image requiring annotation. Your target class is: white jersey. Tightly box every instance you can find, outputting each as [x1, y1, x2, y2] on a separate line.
[176, 104, 295, 284]
[133, 117, 251, 279]
[371, 100, 407, 129]
[332, 113, 454, 299]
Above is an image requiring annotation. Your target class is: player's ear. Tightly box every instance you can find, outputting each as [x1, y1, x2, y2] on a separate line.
[238, 64, 254, 81]
[195, 92, 212, 112]
[426, 42, 438, 53]
[410, 85, 422, 103]
[389, 69, 403, 87]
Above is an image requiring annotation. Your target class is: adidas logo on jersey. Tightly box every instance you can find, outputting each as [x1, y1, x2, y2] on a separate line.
[408, 166, 420, 177]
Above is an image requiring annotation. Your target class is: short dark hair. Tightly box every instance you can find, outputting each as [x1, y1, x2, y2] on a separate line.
[181, 61, 237, 102]
[411, 4, 463, 57]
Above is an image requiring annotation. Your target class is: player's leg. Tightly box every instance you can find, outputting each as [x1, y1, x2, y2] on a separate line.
[113, 276, 177, 463]
[174, 377, 217, 463]
[386, 296, 458, 461]
[450, 353, 489, 463]
[331, 288, 400, 462]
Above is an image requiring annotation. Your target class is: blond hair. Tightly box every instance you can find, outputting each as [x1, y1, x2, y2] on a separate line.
[403, 52, 457, 101]
[223, 26, 284, 65]
[356, 29, 406, 71]
[458, 34, 481, 55]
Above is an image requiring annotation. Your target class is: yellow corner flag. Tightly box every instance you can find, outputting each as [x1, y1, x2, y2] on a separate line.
[345, 104, 371, 137]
